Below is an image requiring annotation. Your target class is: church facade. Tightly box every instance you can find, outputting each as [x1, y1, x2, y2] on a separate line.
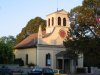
[14, 9, 83, 73]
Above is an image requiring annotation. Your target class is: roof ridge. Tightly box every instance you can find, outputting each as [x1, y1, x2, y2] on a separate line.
[15, 31, 46, 49]
[47, 9, 67, 16]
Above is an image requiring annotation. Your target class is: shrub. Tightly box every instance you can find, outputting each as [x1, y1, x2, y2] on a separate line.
[76, 68, 86, 73]
[28, 63, 35, 67]
[14, 58, 24, 66]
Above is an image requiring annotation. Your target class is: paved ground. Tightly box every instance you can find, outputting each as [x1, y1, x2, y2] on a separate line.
[67, 74, 100, 75]
[15, 73, 100, 75]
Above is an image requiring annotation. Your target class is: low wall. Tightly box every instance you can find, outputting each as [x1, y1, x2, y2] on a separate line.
[0, 64, 19, 68]
[91, 67, 100, 74]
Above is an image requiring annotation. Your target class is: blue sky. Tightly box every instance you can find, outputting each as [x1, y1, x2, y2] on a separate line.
[0, 0, 83, 37]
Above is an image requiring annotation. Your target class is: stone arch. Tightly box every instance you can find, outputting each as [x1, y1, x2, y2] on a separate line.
[52, 17, 54, 26]
[58, 17, 61, 25]
[63, 18, 66, 26]
[46, 53, 51, 66]
[48, 18, 50, 26]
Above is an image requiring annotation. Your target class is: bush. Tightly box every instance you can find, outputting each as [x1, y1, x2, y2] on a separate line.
[76, 68, 86, 73]
[14, 58, 24, 66]
[28, 63, 35, 67]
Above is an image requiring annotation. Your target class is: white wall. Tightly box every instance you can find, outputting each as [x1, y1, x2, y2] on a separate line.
[37, 46, 65, 69]
[46, 10, 70, 33]
[14, 48, 37, 65]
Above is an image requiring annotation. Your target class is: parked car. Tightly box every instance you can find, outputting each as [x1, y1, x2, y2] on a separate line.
[28, 66, 54, 75]
[0, 67, 13, 75]
[28, 66, 42, 75]
[53, 69, 65, 75]
[12, 69, 23, 75]
[42, 67, 54, 75]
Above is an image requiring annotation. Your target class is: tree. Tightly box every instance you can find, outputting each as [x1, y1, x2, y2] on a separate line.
[64, 36, 100, 67]
[70, 0, 100, 38]
[0, 36, 16, 64]
[16, 17, 46, 43]
[64, 0, 100, 67]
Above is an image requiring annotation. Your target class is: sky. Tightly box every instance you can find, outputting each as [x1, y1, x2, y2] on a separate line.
[0, 0, 83, 37]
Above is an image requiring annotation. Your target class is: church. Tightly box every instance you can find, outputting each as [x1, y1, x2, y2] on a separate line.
[14, 9, 83, 73]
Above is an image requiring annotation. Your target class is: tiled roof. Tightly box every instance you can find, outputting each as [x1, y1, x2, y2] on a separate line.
[15, 31, 46, 49]
[47, 9, 67, 16]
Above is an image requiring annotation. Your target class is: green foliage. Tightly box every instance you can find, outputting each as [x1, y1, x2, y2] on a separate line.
[28, 63, 36, 67]
[70, 0, 100, 37]
[78, 7, 96, 27]
[76, 68, 86, 73]
[16, 17, 46, 43]
[64, 0, 100, 67]
[0, 36, 16, 64]
[83, 0, 100, 8]
[70, 6, 81, 17]
[14, 58, 24, 66]
[64, 36, 100, 67]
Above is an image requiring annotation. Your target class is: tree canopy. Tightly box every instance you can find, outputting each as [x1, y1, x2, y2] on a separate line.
[70, 0, 100, 37]
[16, 17, 46, 43]
[64, 0, 100, 67]
[0, 36, 16, 64]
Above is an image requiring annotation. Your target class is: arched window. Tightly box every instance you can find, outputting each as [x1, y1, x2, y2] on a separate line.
[58, 17, 61, 25]
[63, 18, 66, 26]
[46, 53, 51, 66]
[48, 19, 50, 26]
[52, 17, 54, 26]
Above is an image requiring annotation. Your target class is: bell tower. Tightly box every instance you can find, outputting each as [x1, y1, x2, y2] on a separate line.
[46, 9, 70, 33]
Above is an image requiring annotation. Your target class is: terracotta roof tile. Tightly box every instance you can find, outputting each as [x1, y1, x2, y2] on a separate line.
[15, 31, 46, 49]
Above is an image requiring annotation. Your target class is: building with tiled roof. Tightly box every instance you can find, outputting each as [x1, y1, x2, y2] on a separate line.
[15, 31, 46, 49]
[14, 9, 83, 73]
